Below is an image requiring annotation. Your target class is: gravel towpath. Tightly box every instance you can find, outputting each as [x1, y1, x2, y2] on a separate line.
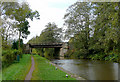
[25, 56, 35, 80]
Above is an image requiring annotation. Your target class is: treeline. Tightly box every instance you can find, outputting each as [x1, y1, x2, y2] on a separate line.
[63, 2, 120, 62]
[28, 22, 62, 59]
[28, 2, 120, 62]
[0, 1, 40, 67]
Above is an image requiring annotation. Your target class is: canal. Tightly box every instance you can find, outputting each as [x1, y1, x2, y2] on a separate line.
[52, 59, 120, 80]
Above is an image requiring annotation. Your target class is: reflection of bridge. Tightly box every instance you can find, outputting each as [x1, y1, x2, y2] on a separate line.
[24, 42, 69, 57]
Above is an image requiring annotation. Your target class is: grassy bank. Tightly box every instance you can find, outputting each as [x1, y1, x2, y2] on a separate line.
[2, 54, 31, 80]
[32, 55, 76, 80]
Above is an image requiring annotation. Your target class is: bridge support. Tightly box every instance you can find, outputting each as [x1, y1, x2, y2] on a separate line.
[24, 44, 32, 54]
[60, 42, 69, 57]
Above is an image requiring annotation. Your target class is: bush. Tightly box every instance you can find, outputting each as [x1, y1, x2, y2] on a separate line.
[64, 50, 73, 58]
[32, 48, 38, 55]
[44, 48, 54, 59]
[89, 53, 105, 60]
[2, 49, 22, 68]
[105, 51, 119, 62]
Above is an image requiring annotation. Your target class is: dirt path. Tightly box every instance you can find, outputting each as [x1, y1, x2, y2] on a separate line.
[25, 56, 35, 80]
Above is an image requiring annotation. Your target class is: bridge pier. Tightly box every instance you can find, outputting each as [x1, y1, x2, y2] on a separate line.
[60, 42, 69, 58]
[30, 48, 32, 54]
[24, 44, 32, 54]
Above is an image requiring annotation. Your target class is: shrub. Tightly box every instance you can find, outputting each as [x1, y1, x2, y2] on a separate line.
[64, 50, 73, 58]
[105, 51, 119, 62]
[44, 48, 54, 59]
[32, 48, 38, 55]
[2, 49, 22, 68]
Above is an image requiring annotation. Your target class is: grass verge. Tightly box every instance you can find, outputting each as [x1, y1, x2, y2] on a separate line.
[2, 54, 31, 80]
[31, 55, 76, 80]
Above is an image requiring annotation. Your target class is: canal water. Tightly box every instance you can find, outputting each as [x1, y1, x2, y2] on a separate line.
[52, 59, 120, 80]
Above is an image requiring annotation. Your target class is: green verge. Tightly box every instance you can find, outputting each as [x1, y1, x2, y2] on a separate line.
[2, 54, 31, 80]
[31, 55, 76, 80]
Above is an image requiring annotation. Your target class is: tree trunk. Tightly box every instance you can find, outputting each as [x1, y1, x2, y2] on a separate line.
[18, 31, 21, 49]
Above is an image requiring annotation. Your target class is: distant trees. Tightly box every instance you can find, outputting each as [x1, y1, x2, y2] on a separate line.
[28, 22, 62, 59]
[28, 22, 62, 44]
[40, 22, 62, 43]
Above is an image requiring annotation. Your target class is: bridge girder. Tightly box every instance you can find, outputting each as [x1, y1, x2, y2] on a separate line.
[29, 43, 63, 48]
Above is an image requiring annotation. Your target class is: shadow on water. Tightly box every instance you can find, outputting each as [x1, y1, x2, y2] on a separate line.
[52, 59, 120, 80]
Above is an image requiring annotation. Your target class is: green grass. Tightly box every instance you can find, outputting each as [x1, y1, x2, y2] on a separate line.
[2, 54, 31, 80]
[0, 70, 2, 81]
[31, 55, 76, 80]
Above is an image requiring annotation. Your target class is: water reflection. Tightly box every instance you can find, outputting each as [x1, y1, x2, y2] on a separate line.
[52, 59, 119, 80]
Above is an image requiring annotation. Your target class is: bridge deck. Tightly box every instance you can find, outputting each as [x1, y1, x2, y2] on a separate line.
[29, 43, 63, 48]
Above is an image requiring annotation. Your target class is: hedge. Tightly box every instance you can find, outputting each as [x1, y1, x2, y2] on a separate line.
[2, 49, 22, 68]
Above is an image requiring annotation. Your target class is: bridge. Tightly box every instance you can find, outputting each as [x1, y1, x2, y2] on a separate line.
[24, 42, 69, 57]
[29, 43, 63, 48]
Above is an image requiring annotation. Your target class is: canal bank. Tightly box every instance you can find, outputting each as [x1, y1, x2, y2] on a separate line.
[49, 62, 85, 80]
[31, 55, 76, 80]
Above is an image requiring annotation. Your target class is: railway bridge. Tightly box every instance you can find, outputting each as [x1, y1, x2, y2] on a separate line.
[24, 42, 69, 57]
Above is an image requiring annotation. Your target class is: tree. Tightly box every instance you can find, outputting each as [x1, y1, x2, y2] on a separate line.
[0, 18, 17, 49]
[64, 2, 92, 58]
[64, 1, 119, 61]
[12, 39, 23, 50]
[41, 22, 62, 43]
[92, 2, 120, 53]
[1, 2, 40, 49]
[28, 22, 62, 59]
[28, 22, 62, 44]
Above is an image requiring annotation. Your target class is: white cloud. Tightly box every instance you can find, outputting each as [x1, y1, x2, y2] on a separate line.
[23, 0, 78, 43]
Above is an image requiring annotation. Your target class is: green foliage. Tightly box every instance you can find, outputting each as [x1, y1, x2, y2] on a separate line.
[32, 48, 38, 55]
[1, 2, 40, 49]
[88, 53, 105, 60]
[104, 51, 119, 62]
[12, 40, 18, 50]
[44, 48, 54, 59]
[12, 39, 23, 50]
[64, 2, 119, 63]
[35, 48, 44, 56]
[28, 22, 62, 44]
[28, 22, 62, 59]
[64, 50, 74, 58]
[2, 49, 22, 68]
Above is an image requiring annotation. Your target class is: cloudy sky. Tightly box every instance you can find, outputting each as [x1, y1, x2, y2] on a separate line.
[22, 0, 78, 43]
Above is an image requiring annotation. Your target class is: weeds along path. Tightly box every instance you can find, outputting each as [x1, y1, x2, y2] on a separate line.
[25, 56, 35, 80]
